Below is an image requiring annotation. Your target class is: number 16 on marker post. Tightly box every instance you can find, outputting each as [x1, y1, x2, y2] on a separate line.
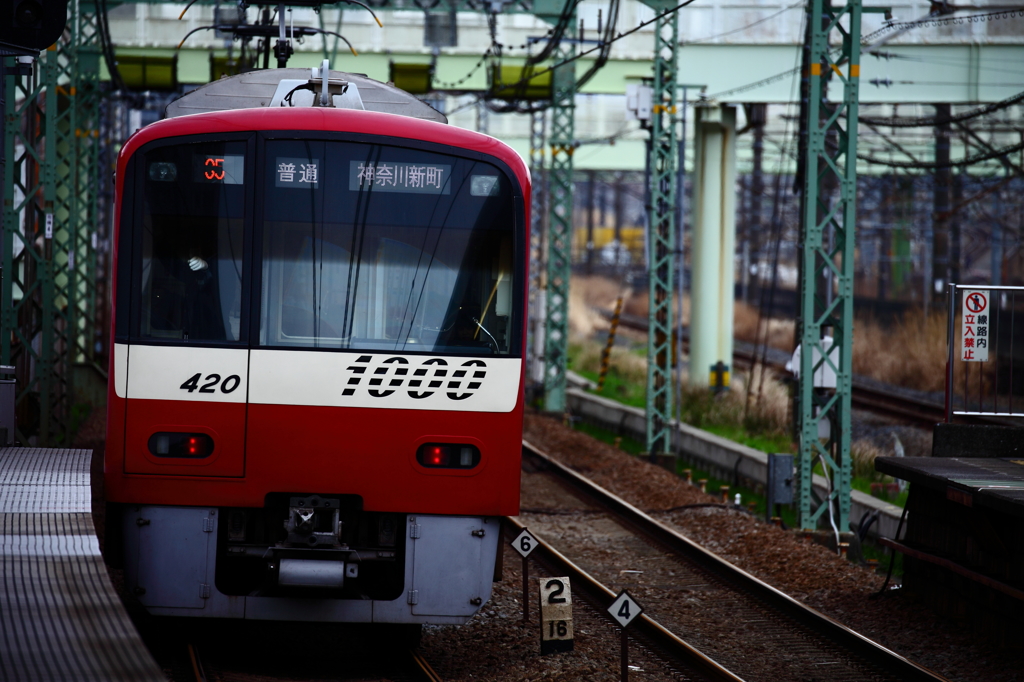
[539, 577, 574, 655]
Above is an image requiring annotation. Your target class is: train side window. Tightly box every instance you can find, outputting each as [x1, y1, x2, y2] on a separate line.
[137, 142, 247, 343]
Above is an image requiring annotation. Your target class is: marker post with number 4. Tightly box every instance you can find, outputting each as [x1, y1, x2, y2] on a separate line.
[511, 528, 537, 622]
[608, 590, 643, 682]
[539, 577, 574, 655]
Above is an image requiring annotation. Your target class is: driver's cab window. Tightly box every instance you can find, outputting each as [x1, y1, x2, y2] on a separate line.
[139, 141, 246, 343]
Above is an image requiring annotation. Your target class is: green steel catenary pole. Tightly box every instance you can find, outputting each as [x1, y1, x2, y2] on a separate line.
[543, 34, 575, 413]
[797, 0, 862, 532]
[644, 6, 678, 459]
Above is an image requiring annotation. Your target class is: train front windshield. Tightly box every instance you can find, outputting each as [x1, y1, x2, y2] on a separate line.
[130, 137, 521, 356]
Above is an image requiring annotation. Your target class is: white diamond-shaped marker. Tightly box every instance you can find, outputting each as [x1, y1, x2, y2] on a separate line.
[607, 590, 643, 628]
[511, 528, 538, 558]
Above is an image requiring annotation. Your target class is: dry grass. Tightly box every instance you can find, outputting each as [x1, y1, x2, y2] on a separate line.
[572, 341, 648, 386]
[738, 363, 792, 434]
[569, 275, 635, 339]
[853, 311, 948, 392]
[571, 333, 792, 441]
[570, 278, 964, 394]
[734, 301, 795, 351]
[850, 439, 896, 482]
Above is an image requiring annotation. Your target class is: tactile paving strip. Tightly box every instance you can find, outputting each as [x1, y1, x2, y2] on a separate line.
[1, 448, 165, 681]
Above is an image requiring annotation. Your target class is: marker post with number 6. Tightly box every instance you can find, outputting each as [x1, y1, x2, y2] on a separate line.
[511, 528, 537, 622]
[608, 590, 643, 682]
[539, 577, 574, 655]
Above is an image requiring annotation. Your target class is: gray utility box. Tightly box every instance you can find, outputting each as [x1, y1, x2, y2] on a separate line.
[766, 453, 794, 519]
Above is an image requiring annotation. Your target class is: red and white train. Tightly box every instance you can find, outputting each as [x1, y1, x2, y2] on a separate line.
[106, 66, 528, 625]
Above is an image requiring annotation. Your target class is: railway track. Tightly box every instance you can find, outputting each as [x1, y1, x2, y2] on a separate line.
[519, 440, 948, 682]
[603, 309, 956, 428]
[504, 514, 743, 682]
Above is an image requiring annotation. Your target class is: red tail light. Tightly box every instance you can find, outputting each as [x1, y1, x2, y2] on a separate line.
[148, 432, 214, 458]
[416, 443, 480, 469]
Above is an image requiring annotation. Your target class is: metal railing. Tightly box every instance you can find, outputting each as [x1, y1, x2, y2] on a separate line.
[945, 283, 1024, 422]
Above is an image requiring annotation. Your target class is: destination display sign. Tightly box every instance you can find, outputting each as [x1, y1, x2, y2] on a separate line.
[349, 161, 451, 194]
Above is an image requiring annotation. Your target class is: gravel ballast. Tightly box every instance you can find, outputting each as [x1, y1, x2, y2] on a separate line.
[506, 412, 1022, 682]
[421, 412, 1020, 681]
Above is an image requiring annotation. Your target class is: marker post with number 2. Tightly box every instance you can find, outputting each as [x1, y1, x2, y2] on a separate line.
[608, 590, 644, 682]
[539, 577, 574, 655]
[511, 528, 537, 622]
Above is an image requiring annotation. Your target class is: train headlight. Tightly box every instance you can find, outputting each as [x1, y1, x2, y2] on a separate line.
[415, 443, 480, 469]
[148, 432, 214, 458]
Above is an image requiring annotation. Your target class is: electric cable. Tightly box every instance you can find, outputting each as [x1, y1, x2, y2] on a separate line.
[177, 24, 357, 55]
[708, 5, 1023, 101]
[818, 453, 843, 555]
[335, 0, 384, 27]
[433, 49, 493, 89]
[295, 26, 359, 55]
[96, 0, 128, 94]
[575, 0, 621, 90]
[749, 11, 805, 424]
[857, 90, 1024, 128]
[706, 65, 801, 100]
[178, 0, 202, 20]
[683, 0, 803, 44]
[858, 138, 1024, 169]
[448, 0, 700, 116]
[862, 7, 1024, 43]
[485, 0, 582, 112]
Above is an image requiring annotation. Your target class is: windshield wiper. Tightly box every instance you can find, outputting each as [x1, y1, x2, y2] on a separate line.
[472, 317, 499, 353]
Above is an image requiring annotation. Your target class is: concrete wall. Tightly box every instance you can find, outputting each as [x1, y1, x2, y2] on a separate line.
[564, 382, 905, 539]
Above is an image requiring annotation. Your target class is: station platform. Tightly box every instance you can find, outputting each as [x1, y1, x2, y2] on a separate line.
[876, 425, 1024, 646]
[0, 447, 164, 681]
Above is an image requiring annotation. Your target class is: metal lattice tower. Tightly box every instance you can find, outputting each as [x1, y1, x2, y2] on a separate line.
[796, 0, 862, 531]
[2, 0, 102, 444]
[71, 7, 104, 373]
[543, 37, 574, 413]
[644, 7, 678, 457]
[528, 108, 547, 387]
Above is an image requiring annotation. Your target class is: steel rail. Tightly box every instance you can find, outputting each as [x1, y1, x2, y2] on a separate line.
[502, 518, 744, 682]
[521, 440, 950, 682]
[410, 650, 445, 682]
[599, 307, 989, 428]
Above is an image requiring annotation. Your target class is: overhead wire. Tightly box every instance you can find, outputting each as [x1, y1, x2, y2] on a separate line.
[574, 0, 622, 90]
[448, 0, 700, 116]
[861, 7, 1024, 44]
[683, 0, 804, 44]
[858, 90, 1024, 128]
[95, 0, 128, 94]
[748, 8, 807, 419]
[858, 138, 1024, 169]
[433, 49, 493, 89]
[484, 0, 582, 113]
[707, 4, 1024, 100]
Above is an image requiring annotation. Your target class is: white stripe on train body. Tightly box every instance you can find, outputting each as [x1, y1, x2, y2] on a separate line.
[115, 343, 522, 413]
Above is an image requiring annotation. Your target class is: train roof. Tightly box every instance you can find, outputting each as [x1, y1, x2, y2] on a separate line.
[166, 68, 447, 124]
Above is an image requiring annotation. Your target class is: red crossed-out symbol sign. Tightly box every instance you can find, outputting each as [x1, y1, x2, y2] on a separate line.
[965, 292, 987, 314]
